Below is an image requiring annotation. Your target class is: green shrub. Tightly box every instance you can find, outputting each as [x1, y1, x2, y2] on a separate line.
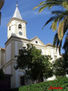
[19, 77, 68, 91]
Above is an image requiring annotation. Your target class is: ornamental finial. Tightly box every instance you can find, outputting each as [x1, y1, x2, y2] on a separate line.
[16, 0, 18, 7]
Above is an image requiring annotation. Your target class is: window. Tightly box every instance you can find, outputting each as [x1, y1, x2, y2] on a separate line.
[18, 24, 22, 29]
[9, 26, 11, 30]
[54, 55, 57, 59]
[35, 41, 38, 43]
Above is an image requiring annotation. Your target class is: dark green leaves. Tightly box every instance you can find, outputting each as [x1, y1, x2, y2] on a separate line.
[16, 44, 53, 81]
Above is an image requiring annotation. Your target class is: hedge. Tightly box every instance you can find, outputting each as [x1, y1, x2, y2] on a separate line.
[19, 76, 68, 91]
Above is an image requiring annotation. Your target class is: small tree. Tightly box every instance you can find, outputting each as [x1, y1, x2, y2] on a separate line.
[53, 57, 66, 76]
[15, 44, 53, 82]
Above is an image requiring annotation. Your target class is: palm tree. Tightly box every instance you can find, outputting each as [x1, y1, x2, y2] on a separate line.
[53, 34, 68, 76]
[34, 0, 68, 53]
[63, 33, 68, 55]
[63, 34, 68, 73]
[45, 10, 68, 53]
[0, 0, 5, 24]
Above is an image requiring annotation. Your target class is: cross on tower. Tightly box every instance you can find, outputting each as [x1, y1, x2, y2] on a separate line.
[16, 0, 18, 7]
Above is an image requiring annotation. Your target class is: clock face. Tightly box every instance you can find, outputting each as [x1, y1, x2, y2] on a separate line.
[19, 31, 22, 35]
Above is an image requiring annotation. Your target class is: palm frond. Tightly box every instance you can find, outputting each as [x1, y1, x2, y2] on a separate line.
[39, 4, 47, 12]
[51, 20, 57, 31]
[53, 33, 58, 46]
[58, 20, 64, 40]
[0, 0, 5, 25]
[34, 0, 68, 53]
[0, 0, 5, 9]
[42, 13, 64, 29]
[33, 0, 65, 11]
[64, 16, 68, 34]
[62, 1, 68, 10]
[33, 1, 45, 10]
[42, 16, 57, 29]
[0, 11, 1, 24]
[52, 11, 64, 15]
[63, 34, 68, 51]
[53, 33, 62, 53]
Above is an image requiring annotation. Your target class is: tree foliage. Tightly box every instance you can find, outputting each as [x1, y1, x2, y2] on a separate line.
[16, 44, 53, 82]
[53, 34, 68, 76]
[53, 56, 68, 76]
[53, 57, 66, 76]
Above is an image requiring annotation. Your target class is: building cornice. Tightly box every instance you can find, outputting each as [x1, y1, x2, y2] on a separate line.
[7, 18, 27, 26]
[5, 36, 30, 46]
[0, 48, 5, 51]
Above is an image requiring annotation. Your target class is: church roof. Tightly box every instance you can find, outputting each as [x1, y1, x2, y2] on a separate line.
[30, 36, 45, 46]
[45, 43, 53, 47]
[13, 3, 22, 20]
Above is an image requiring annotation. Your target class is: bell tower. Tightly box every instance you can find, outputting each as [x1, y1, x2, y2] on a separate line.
[7, 3, 27, 39]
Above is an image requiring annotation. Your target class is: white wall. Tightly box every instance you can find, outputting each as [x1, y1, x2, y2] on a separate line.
[46, 75, 56, 81]
[8, 20, 27, 39]
[6, 43, 11, 62]
[15, 41, 23, 56]
[15, 69, 25, 87]
[4, 65, 11, 74]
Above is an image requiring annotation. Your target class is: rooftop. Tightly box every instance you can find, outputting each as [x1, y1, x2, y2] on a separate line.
[13, 3, 22, 20]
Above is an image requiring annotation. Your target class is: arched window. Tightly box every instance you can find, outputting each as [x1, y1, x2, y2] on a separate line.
[18, 24, 22, 29]
[9, 26, 11, 30]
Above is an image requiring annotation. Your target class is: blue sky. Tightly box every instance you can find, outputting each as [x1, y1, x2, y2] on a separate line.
[0, 0, 57, 48]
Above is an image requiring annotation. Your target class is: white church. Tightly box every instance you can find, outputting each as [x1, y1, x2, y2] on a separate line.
[0, 4, 61, 88]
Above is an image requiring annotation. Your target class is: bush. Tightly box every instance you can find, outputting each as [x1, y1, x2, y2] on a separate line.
[19, 77, 68, 91]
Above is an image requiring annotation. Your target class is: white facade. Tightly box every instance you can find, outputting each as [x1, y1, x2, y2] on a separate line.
[0, 4, 61, 88]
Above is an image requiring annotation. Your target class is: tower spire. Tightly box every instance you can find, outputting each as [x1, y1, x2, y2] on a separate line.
[12, 0, 22, 20]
